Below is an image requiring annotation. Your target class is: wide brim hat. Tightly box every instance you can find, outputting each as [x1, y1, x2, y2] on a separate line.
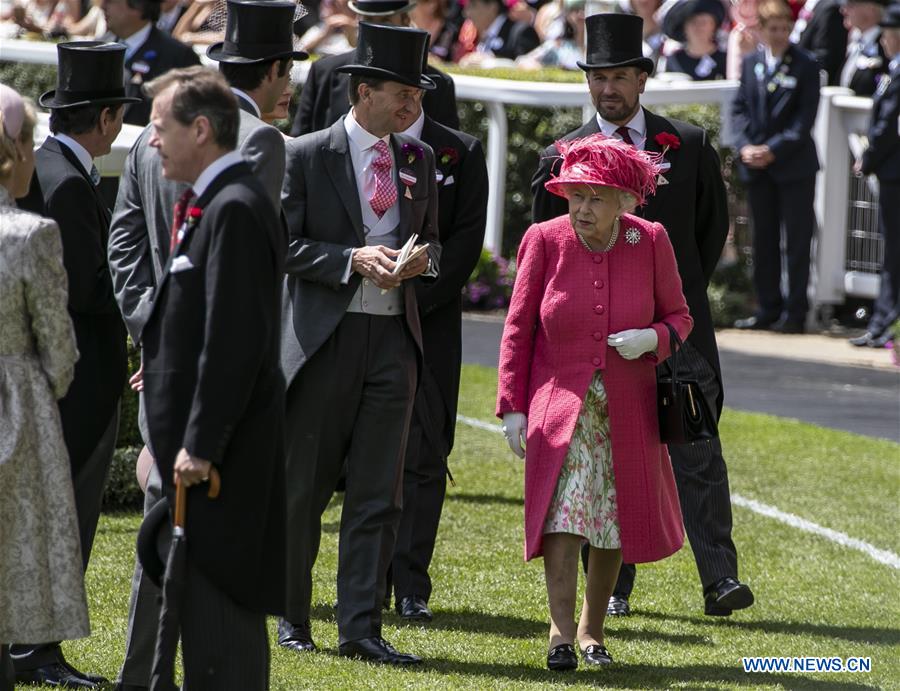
[207, 0, 309, 64]
[661, 0, 726, 44]
[544, 134, 662, 207]
[347, 0, 417, 16]
[878, 3, 900, 26]
[336, 22, 436, 90]
[577, 13, 655, 74]
[39, 41, 142, 109]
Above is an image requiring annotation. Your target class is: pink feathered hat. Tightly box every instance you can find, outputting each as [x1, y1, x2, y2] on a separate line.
[544, 134, 662, 207]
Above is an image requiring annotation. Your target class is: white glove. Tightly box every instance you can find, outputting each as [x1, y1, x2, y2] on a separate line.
[608, 328, 658, 360]
[502, 412, 527, 459]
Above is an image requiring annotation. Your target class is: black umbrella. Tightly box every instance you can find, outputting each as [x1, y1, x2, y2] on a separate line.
[148, 469, 221, 691]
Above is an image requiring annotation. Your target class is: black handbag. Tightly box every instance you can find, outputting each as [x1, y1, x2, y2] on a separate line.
[656, 324, 718, 445]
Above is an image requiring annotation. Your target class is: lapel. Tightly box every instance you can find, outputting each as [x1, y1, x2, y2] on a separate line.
[766, 46, 797, 119]
[752, 49, 769, 124]
[390, 134, 413, 242]
[46, 137, 111, 227]
[495, 18, 512, 52]
[235, 93, 258, 116]
[323, 118, 365, 244]
[640, 109, 682, 219]
[125, 26, 157, 76]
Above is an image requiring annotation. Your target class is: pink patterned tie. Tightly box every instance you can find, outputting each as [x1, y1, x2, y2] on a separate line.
[368, 139, 397, 218]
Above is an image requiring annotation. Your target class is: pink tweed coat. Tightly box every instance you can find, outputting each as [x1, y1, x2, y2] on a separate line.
[496, 213, 692, 563]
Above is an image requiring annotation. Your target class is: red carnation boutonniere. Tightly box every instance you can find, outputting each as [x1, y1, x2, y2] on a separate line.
[186, 206, 202, 227]
[653, 133, 680, 185]
[437, 146, 459, 167]
[401, 142, 424, 165]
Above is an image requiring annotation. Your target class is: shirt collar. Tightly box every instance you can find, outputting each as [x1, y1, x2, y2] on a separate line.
[401, 110, 426, 139]
[230, 87, 261, 118]
[861, 25, 881, 46]
[484, 14, 505, 41]
[595, 107, 646, 140]
[192, 150, 244, 199]
[121, 22, 152, 57]
[52, 133, 93, 176]
[344, 108, 389, 152]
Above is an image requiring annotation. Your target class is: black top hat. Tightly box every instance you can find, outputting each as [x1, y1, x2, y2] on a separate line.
[662, 0, 725, 44]
[577, 14, 655, 74]
[880, 3, 900, 25]
[136, 495, 171, 588]
[39, 41, 142, 110]
[336, 23, 436, 90]
[347, 0, 417, 16]
[207, 0, 309, 64]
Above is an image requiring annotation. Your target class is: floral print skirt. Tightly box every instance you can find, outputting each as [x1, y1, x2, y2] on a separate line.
[542, 370, 621, 549]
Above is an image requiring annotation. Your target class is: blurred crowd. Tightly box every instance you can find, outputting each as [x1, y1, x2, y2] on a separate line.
[0, 0, 892, 93]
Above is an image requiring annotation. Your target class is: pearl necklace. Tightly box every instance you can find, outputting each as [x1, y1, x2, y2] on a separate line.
[575, 217, 620, 253]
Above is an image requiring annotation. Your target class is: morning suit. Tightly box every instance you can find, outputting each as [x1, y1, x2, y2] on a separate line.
[796, 0, 848, 86]
[480, 17, 540, 60]
[531, 108, 737, 594]
[117, 25, 201, 126]
[107, 93, 286, 687]
[860, 57, 900, 337]
[280, 116, 440, 643]
[496, 215, 691, 562]
[141, 159, 286, 688]
[390, 116, 488, 605]
[731, 45, 821, 325]
[841, 27, 891, 97]
[291, 52, 459, 136]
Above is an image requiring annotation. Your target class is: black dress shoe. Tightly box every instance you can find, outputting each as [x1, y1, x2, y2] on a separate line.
[546, 644, 577, 671]
[581, 644, 613, 666]
[396, 595, 433, 622]
[338, 637, 421, 665]
[772, 317, 805, 334]
[704, 577, 754, 616]
[849, 331, 891, 347]
[606, 594, 630, 616]
[277, 617, 317, 652]
[15, 662, 100, 689]
[734, 315, 777, 330]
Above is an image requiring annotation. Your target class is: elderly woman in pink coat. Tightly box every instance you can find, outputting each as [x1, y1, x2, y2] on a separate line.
[496, 134, 692, 671]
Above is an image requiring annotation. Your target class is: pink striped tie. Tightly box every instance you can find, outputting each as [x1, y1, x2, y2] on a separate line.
[368, 140, 397, 218]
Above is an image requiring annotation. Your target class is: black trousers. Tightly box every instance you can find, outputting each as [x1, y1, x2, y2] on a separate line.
[869, 179, 900, 335]
[746, 174, 817, 323]
[284, 313, 417, 643]
[613, 341, 739, 597]
[391, 368, 448, 603]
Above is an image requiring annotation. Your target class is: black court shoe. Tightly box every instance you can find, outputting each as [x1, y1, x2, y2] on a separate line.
[582, 644, 613, 666]
[607, 594, 630, 616]
[547, 644, 577, 671]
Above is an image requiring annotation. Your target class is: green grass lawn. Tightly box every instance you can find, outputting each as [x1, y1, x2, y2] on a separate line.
[35, 364, 900, 690]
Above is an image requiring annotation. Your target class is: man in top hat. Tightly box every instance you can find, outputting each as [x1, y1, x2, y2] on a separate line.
[12, 41, 137, 690]
[388, 62, 488, 623]
[794, 0, 849, 86]
[840, 0, 891, 95]
[277, 22, 440, 664]
[531, 13, 755, 619]
[458, 0, 540, 65]
[100, 0, 200, 126]
[106, 3, 306, 688]
[140, 65, 287, 690]
[290, 0, 459, 136]
[851, 3, 900, 346]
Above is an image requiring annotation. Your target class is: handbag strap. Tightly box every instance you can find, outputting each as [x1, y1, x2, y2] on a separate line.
[663, 322, 682, 387]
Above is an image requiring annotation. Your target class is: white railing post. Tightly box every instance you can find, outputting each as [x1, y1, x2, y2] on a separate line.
[483, 100, 507, 255]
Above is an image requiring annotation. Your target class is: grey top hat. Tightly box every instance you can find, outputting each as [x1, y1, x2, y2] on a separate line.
[39, 41, 142, 109]
[577, 13, 655, 74]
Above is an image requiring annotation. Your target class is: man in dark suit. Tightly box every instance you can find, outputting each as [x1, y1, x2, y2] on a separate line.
[531, 13, 754, 619]
[852, 4, 900, 346]
[389, 97, 488, 622]
[100, 0, 200, 126]
[795, 0, 849, 85]
[156, 0, 188, 33]
[732, 1, 821, 334]
[290, 0, 459, 136]
[460, 0, 540, 62]
[277, 23, 440, 664]
[12, 41, 136, 690]
[140, 65, 286, 690]
[840, 0, 891, 96]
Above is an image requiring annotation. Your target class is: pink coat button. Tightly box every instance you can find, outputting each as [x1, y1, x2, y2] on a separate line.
[593, 279, 604, 289]
[592, 357, 601, 366]
[593, 255, 603, 264]
[594, 305, 605, 314]
[593, 331, 603, 341]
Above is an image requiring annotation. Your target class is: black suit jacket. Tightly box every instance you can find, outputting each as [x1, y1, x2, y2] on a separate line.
[531, 110, 729, 414]
[279, 117, 442, 387]
[18, 137, 128, 471]
[291, 52, 459, 136]
[731, 46, 821, 184]
[121, 26, 200, 126]
[797, 0, 848, 86]
[487, 17, 540, 60]
[416, 117, 488, 454]
[141, 161, 287, 615]
[844, 31, 890, 97]
[861, 61, 900, 182]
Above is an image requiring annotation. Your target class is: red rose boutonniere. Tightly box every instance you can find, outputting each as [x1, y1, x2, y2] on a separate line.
[186, 206, 203, 227]
[401, 142, 424, 165]
[438, 146, 459, 167]
[654, 132, 681, 156]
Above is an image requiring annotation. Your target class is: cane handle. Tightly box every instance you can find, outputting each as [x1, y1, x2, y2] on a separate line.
[206, 467, 221, 499]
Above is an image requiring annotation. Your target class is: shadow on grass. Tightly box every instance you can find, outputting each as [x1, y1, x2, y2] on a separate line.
[635, 610, 900, 646]
[446, 492, 523, 506]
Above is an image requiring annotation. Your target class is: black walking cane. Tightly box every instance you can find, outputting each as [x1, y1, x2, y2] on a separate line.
[147, 469, 221, 691]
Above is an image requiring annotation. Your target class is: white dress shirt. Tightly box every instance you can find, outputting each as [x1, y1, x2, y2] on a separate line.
[192, 150, 244, 199]
[52, 133, 93, 176]
[596, 108, 648, 151]
[477, 15, 506, 54]
[401, 110, 426, 139]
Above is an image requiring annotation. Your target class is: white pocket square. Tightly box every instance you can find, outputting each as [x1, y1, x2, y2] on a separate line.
[170, 256, 195, 273]
[444, 175, 455, 186]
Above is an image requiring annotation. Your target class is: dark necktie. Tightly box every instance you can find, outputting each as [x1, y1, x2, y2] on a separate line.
[170, 189, 194, 253]
[616, 126, 634, 146]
